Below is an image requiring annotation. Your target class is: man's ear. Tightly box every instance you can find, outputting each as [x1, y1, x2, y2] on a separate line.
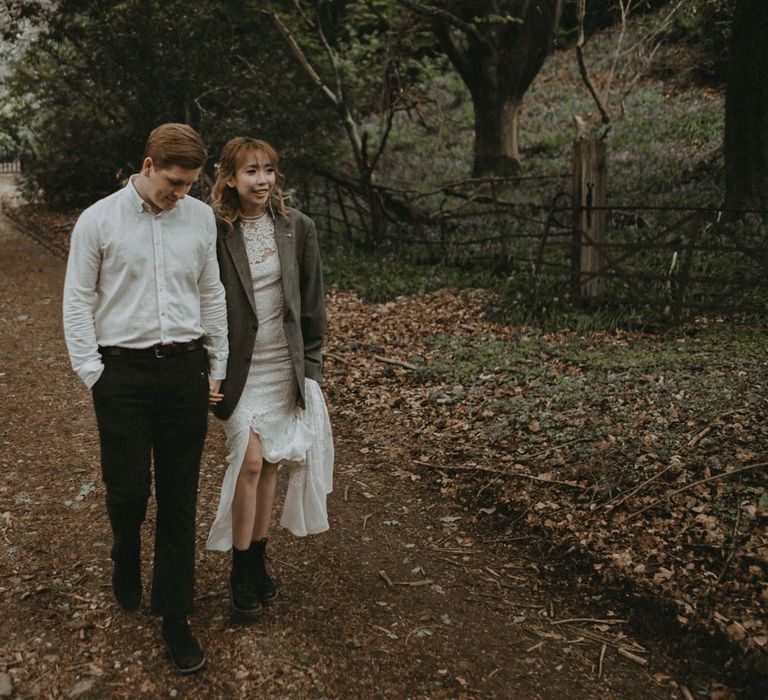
[141, 157, 154, 176]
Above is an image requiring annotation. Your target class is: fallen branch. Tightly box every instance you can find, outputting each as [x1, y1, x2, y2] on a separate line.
[617, 648, 648, 666]
[625, 462, 768, 521]
[598, 643, 607, 680]
[566, 627, 647, 654]
[510, 437, 591, 463]
[271, 556, 301, 572]
[686, 408, 740, 447]
[393, 579, 433, 587]
[550, 617, 627, 626]
[714, 476, 743, 585]
[605, 461, 677, 512]
[323, 351, 349, 364]
[374, 354, 417, 370]
[412, 459, 582, 489]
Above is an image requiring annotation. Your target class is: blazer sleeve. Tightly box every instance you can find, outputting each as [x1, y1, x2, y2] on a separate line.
[298, 216, 326, 382]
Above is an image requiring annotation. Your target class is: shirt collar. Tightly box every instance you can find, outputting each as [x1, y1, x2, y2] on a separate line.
[125, 175, 153, 214]
[126, 175, 178, 216]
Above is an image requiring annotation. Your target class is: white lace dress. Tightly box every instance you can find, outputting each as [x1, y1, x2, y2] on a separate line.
[206, 214, 333, 551]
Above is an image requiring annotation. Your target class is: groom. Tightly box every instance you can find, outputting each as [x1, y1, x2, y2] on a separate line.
[63, 123, 228, 673]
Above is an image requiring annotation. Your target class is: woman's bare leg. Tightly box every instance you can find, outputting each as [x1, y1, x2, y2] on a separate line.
[231, 430, 263, 551]
[251, 462, 278, 541]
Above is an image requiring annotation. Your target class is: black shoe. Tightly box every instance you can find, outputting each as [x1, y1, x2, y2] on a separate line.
[230, 547, 261, 615]
[161, 616, 206, 674]
[112, 557, 141, 611]
[250, 538, 279, 605]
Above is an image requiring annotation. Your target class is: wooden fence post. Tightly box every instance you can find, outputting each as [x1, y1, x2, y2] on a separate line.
[572, 138, 607, 304]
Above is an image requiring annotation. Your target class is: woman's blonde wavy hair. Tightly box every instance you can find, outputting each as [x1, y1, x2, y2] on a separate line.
[210, 137, 287, 231]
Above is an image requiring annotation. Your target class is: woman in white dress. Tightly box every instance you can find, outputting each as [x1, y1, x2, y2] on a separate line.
[207, 137, 333, 615]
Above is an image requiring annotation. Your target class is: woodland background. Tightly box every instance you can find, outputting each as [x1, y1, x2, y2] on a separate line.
[0, 0, 766, 696]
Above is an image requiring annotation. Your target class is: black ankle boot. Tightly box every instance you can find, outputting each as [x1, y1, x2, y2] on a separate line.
[161, 615, 205, 674]
[249, 538, 278, 604]
[230, 547, 261, 615]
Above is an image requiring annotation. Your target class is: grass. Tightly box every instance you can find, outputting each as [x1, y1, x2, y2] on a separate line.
[319, 7, 765, 330]
[411, 321, 768, 466]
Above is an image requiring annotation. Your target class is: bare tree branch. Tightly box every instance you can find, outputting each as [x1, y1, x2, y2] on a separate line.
[395, 0, 490, 48]
[576, 0, 610, 124]
[263, 4, 339, 109]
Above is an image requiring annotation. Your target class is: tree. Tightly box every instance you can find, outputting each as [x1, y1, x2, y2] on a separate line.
[262, 0, 433, 246]
[397, 0, 564, 176]
[5, 0, 334, 206]
[723, 0, 768, 217]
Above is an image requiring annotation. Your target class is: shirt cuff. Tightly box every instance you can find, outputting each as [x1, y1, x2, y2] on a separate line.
[209, 358, 227, 381]
[81, 364, 104, 389]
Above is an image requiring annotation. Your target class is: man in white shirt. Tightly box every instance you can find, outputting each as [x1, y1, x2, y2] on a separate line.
[63, 123, 228, 674]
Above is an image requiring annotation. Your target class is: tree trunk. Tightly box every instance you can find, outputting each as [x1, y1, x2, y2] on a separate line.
[473, 92, 521, 177]
[724, 0, 768, 218]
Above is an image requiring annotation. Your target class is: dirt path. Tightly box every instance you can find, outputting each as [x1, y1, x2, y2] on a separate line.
[0, 174, 727, 698]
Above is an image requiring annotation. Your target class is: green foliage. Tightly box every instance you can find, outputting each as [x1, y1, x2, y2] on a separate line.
[662, 0, 735, 84]
[5, 0, 335, 207]
[322, 238, 498, 302]
[415, 321, 768, 391]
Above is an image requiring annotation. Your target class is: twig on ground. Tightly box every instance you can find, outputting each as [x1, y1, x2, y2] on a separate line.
[686, 408, 740, 448]
[275, 656, 312, 672]
[550, 617, 628, 626]
[566, 627, 646, 653]
[271, 556, 301, 572]
[605, 462, 677, 511]
[428, 545, 476, 555]
[322, 351, 349, 364]
[526, 640, 546, 653]
[393, 579, 433, 587]
[714, 476, 743, 585]
[514, 437, 590, 462]
[617, 648, 648, 666]
[625, 462, 768, 521]
[598, 643, 607, 679]
[344, 484, 349, 501]
[374, 354, 417, 370]
[378, 570, 394, 589]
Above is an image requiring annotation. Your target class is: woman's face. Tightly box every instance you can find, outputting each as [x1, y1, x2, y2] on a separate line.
[228, 149, 276, 216]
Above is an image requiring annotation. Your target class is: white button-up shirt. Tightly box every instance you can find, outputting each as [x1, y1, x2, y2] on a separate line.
[63, 178, 228, 388]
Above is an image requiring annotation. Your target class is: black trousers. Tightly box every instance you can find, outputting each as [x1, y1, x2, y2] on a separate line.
[91, 348, 209, 615]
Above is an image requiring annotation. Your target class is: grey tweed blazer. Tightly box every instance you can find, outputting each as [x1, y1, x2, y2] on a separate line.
[212, 208, 326, 420]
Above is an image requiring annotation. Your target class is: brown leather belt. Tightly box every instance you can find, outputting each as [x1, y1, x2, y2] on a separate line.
[99, 338, 204, 359]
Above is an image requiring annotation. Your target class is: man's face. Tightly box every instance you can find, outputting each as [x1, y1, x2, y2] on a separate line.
[140, 158, 202, 211]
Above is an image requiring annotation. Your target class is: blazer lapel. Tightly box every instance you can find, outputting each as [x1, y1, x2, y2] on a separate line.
[274, 214, 298, 309]
[224, 221, 258, 318]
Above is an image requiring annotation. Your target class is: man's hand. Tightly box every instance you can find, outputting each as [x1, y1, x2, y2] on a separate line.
[208, 377, 224, 406]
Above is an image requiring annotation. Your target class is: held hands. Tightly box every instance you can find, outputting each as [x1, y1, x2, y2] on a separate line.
[208, 377, 224, 406]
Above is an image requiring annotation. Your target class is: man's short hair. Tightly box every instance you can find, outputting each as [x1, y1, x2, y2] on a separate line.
[145, 123, 207, 170]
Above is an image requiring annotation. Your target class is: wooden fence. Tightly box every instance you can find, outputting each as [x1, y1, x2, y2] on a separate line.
[301, 139, 767, 323]
[0, 159, 21, 174]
